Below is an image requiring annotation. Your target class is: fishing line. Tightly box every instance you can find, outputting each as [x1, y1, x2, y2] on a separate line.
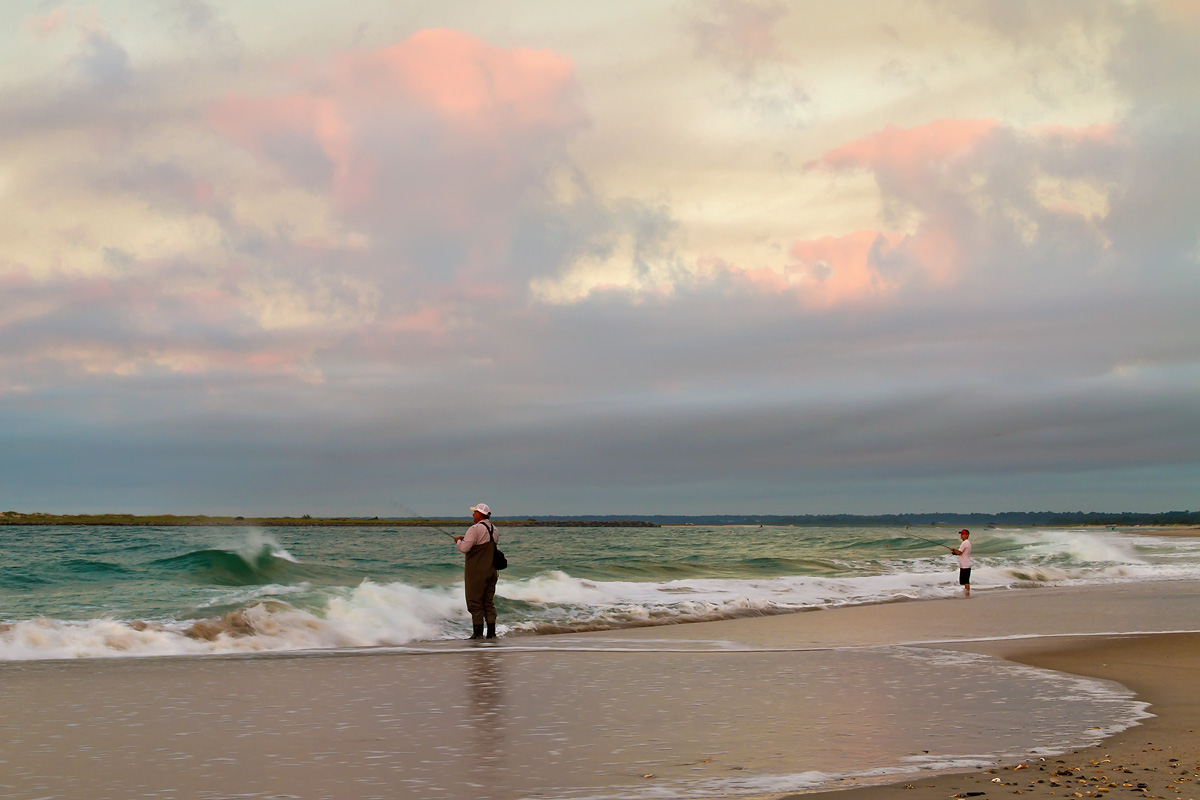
[392, 502, 459, 540]
[905, 532, 955, 550]
[871, 530, 955, 550]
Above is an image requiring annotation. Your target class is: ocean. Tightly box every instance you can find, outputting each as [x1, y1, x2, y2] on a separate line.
[2, 524, 1197, 799]
[3, 523, 1197, 658]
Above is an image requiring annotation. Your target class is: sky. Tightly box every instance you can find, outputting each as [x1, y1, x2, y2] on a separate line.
[1, 0, 1198, 517]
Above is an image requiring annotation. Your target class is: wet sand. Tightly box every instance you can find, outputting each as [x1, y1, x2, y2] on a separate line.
[1, 580, 1198, 799]
[629, 580, 1200, 798]
[795, 632, 1200, 800]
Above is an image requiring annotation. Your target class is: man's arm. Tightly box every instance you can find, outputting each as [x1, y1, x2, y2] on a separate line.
[455, 523, 481, 553]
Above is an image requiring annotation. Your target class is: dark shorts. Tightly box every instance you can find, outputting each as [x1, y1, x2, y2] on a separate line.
[959, 568, 972, 585]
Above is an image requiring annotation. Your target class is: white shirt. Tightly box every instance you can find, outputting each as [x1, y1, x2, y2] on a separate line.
[456, 520, 497, 554]
[958, 538, 972, 569]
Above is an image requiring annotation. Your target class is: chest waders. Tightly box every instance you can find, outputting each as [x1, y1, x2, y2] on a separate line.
[464, 522, 498, 639]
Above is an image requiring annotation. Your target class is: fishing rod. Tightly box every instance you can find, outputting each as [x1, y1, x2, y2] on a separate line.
[906, 532, 956, 550]
[392, 502, 459, 540]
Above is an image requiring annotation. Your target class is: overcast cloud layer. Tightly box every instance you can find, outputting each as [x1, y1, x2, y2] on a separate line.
[1, 1, 1197, 516]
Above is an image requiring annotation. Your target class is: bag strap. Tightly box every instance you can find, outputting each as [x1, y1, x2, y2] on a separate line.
[483, 521, 495, 543]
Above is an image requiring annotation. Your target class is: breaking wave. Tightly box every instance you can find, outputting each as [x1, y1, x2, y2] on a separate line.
[148, 533, 346, 586]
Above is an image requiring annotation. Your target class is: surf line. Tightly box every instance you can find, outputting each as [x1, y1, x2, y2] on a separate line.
[354, 627, 1200, 657]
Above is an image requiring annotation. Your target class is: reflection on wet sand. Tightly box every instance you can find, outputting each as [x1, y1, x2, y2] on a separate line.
[464, 648, 509, 791]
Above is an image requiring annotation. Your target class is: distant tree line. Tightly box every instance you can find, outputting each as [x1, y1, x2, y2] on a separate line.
[0, 511, 658, 527]
[528, 510, 1200, 527]
[1, 510, 1195, 528]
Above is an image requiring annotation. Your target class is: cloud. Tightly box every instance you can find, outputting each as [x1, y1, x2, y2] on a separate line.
[25, 8, 69, 39]
[814, 119, 1126, 287]
[209, 29, 591, 312]
[0, 5, 1196, 514]
[535, 112, 1140, 312]
[704, 230, 905, 308]
[20, 6, 132, 89]
[689, 0, 788, 73]
[75, 30, 130, 89]
[654, 116, 1126, 311]
[210, 30, 584, 209]
[1159, 0, 1200, 23]
[686, 0, 812, 126]
[2, 26, 626, 389]
[930, 0, 1112, 44]
[0, 256, 328, 386]
[818, 119, 1000, 186]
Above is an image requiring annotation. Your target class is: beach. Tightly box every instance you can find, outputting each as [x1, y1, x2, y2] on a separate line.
[824, 632, 1200, 800]
[2, 578, 1198, 800]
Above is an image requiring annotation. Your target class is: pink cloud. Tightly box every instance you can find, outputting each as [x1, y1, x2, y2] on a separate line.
[889, 222, 960, 286]
[817, 118, 999, 181]
[795, 118, 1120, 294]
[788, 230, 905, 305]
[192, 179, 214, 206]
[383, 307, 447, 336]
[25, 9, 68, 39]
[1160, 0, 1200, 24]
[335, 29, 577, 124]
[709, 230, 906, 308]
[209, 29, 581, 210]
[243, 351, 300, 371]
[690, 117, 1124, 309]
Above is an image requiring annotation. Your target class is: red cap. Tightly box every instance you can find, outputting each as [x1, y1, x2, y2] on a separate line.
[959, 529, 969, 534]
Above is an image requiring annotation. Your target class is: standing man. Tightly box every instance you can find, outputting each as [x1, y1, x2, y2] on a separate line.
[453, 503, 499, 639]
[950, 528, 972, 598]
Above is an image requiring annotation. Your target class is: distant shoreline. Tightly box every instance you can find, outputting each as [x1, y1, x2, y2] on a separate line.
[4, 511, 1199, 530]
[0, 513, 659, 528]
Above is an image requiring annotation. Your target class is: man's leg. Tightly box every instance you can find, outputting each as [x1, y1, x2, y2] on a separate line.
[483, 573, 498, 638]
[465, 569, 487, 636]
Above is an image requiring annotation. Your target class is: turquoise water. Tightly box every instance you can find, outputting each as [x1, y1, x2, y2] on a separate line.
[2, 523, 1197, 658]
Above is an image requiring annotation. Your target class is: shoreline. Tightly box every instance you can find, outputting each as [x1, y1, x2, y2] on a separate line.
[793, 631, 1200, 800]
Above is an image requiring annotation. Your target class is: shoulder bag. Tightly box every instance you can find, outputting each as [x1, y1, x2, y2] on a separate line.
[484, 521, 507, 570]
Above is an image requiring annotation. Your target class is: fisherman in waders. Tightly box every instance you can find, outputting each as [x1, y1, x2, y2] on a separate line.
[454, 503, 499, 639]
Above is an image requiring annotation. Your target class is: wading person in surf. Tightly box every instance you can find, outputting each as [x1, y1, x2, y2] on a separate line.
[950, 528, 972, 598]
[454, 503, 499, 639]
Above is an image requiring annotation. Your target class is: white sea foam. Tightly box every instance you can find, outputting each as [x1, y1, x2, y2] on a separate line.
[0, 580, 466, 660]
[1000, 528, 1147, 564]
[321, 580, 462, 644]
[227, 528, 298, 563]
